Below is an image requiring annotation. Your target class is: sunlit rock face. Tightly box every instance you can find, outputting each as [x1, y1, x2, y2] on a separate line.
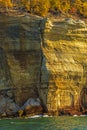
[42, 18, 87, 111]
[0, 15, 87, 113]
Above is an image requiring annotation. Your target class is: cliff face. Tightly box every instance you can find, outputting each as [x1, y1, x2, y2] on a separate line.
[43, 18, 87, 112]
[0, 15, 43, 106]
[0, 15, 87, 114]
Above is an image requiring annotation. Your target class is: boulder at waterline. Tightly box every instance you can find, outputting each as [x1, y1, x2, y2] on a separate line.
[21, 98, 43, 116]
[0, 95, 20, 117]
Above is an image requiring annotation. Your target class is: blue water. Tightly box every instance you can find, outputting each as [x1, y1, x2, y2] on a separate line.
[0, 116, 87, 130]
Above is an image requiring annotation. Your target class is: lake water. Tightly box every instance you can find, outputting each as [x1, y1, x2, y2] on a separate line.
[0, 116, 87, 130]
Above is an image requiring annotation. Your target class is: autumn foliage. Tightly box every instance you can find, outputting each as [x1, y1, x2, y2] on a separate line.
[0, 0, 12, 9]
[0, 0, 87, 17]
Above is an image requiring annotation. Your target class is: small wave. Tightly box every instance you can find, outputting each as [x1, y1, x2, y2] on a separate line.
[29, 114, 50, 118]
[80, 115, 87, 117]
[10, 122, 15, 124]
[73, 114, 87, 117]
[43, 115, 49, 117]
[73, 115, 78, 117]
[29, 115, 43, 118]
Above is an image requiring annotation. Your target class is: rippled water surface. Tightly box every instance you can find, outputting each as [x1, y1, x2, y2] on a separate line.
[0, 116, 87, 130]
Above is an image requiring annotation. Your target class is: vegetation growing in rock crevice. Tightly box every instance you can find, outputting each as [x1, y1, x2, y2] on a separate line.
[0, 0, 87, 17]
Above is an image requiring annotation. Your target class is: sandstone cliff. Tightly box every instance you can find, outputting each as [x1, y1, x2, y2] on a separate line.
[0, 14, 87, 115]
[43, 18, 87, 114]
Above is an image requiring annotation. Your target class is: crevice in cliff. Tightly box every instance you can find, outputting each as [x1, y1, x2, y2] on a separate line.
[39, 18, 47, 48]
[36, 19, 48, 113]
[78, 64, 87, 112]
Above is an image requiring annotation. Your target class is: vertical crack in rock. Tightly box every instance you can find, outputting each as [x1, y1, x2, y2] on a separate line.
[37, 19, 48, 112]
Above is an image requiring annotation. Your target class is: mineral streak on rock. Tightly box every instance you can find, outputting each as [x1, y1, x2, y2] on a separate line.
[0, 15, 87, 115]
[43, 18, 87, 112]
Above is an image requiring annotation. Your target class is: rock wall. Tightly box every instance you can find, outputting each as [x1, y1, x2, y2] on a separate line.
[0, 15, 87, 114]
[0, 15, 43, 106]
[42, 18, 87, 112]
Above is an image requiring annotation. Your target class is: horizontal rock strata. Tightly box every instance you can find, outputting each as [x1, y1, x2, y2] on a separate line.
[0, 15, 87, 116]
[43, 18, 87, 113]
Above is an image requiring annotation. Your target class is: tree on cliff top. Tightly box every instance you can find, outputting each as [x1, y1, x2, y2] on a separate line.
[0, 0, 87, 17]
[0, 0, 12, 11]
[17, 0, 50, 17]
[49, 0, 70, 14]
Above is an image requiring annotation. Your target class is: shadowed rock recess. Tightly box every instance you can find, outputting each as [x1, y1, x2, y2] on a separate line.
[0, 15, 87, 116]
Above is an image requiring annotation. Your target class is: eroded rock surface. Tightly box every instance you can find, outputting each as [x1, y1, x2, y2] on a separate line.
[0, 95, 19, 117]
[21, 98, 43, 116]
[42, 18, 87, 113]
[0, 15, 43, 107]
[0, 15, 87, 115]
